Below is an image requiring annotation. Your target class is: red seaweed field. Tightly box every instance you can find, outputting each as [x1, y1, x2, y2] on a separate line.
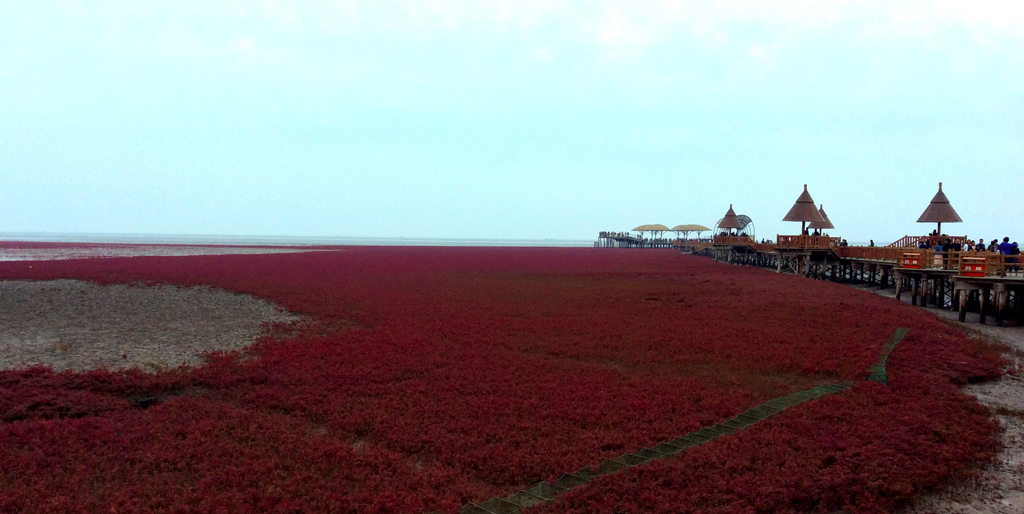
[0, 247, 1004, 513]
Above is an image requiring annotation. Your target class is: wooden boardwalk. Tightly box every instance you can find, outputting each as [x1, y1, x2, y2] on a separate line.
[595, 232, 688, 249]
[694, 236, 1024, 327]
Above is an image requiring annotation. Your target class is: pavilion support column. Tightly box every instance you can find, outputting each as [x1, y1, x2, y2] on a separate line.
[881, 267, 890, 289]
[912, 277, 920, 306]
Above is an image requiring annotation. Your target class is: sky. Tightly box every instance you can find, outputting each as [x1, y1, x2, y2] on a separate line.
[2, 1, 1022, 244]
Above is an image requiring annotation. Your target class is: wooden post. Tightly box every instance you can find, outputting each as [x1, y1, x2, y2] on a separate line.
[912, 277, 920, 306]
[996, 288, 1009, 327]
[979, 288, 989, 324]
[958, 287, 969, 322]
[1017, 290, 1024, 325]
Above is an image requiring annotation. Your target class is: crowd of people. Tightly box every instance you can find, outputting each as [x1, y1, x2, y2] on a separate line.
[918, 233, 1020, 256]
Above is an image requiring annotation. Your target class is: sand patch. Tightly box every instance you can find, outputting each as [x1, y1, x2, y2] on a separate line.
[0, 279, 301, 372]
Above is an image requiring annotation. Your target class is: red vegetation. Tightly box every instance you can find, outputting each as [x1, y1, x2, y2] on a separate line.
[0, 247, 1004, 513]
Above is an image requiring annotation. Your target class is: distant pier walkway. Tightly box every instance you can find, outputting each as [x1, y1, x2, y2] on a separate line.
[595, 232, 683, 249]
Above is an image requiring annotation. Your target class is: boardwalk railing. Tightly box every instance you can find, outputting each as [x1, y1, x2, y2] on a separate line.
[887, 235, 969, 248]
[695, 238, 1021, 278]
[774, 235, 840, 250]
[836, 246, 902, 262]
[712, 235, 756, 246]
[884, 249, 1021, 277]
[970, 253, 1023, 278]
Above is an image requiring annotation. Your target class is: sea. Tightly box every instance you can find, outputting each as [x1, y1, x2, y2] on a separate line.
[0, 233, 596, 248]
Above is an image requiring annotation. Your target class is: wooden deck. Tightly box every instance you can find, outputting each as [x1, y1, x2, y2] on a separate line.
[694, 235, 1023, 326]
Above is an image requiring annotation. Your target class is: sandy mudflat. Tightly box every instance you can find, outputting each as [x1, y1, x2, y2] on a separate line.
[0, 279, 301, 372]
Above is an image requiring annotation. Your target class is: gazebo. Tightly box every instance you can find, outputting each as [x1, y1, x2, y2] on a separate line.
[807, 204, 834, 233]
[632, 224, 670, 240]
[718, 205, 743, 236]
[782, 184, 825, 235]
[671, 224, 711, 240]
[917, 182, 962, 235]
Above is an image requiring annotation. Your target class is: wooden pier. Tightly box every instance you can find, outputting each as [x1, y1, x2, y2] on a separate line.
[696, 236, 1024, 327]
[595, 232, 684, 249]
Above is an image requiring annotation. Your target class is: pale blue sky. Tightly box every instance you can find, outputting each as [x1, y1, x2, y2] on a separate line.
[2, 1, 1022, 243]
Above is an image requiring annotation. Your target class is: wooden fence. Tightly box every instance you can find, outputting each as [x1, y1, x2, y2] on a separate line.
[774, 235, 841, 250]
[886, 235, 969, 248]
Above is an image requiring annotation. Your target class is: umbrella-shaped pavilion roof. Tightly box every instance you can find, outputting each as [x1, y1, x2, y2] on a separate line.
[917, 182, 962, 224]
[632, 224, 671, 232]
[783, 184, 825, 223]
[671, 224, 711, 232]
[718, 205, 743, 230]
[808, 205, 834, 230]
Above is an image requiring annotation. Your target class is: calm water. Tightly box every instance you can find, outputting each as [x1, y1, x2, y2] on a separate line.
[0, 233, 595, 248]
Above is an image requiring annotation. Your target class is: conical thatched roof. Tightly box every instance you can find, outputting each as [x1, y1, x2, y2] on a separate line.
[808, 205, 835, 230]
[782, 184, 825, 223]
[917, 182, 962, 223]
[719, 204, 743, 229]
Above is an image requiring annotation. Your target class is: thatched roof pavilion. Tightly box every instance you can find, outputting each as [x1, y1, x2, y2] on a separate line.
[719, 205, 743, 234]
[671, 224, 711, 239]
[808, 204, 834, 231]
[782, 184, 825, 234]
[916, 182, 962, 234]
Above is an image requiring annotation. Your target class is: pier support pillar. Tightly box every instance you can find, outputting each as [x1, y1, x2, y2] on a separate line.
[979, 289, 989, 324]
[996, 288, 1009, 327]
[958, 288, 969, 322]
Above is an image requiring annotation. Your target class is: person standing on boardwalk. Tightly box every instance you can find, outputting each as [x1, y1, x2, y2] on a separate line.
[998, 237, 1013, 255]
